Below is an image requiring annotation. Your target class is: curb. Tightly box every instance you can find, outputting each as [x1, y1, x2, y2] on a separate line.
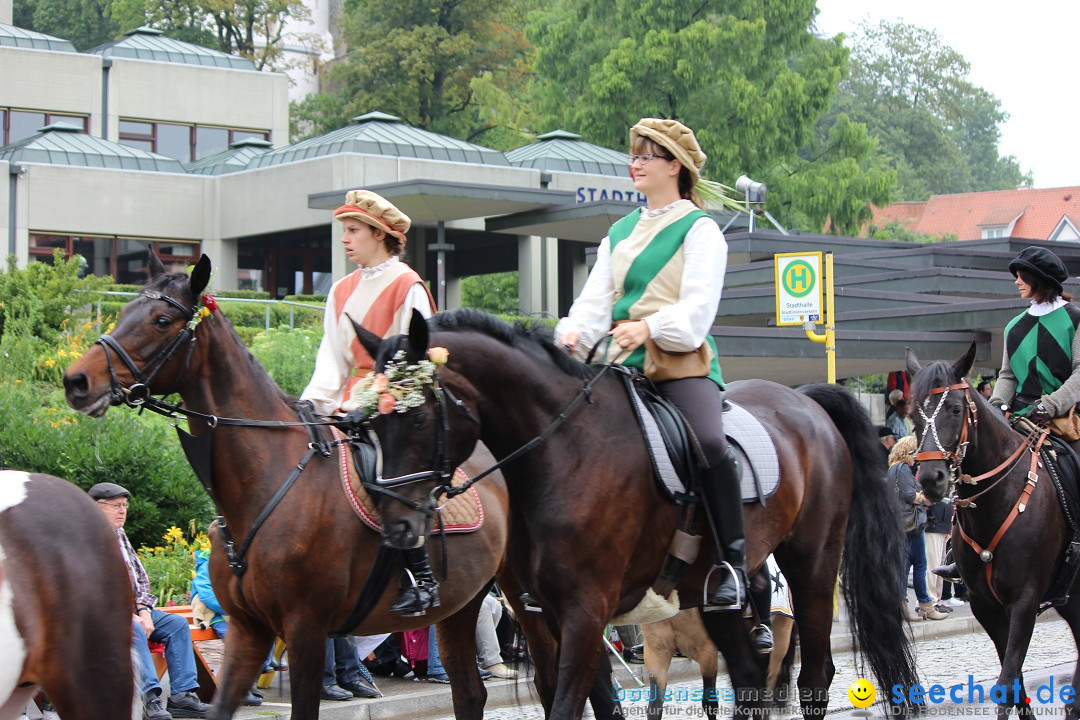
[232, 611, 1061, 720]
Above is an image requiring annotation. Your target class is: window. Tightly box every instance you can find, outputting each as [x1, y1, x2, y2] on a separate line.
[981, 227, 1006, 239]
[2, 109, 89, 145]
[29, 234, 199, 282]
[117, 118, 269, 161]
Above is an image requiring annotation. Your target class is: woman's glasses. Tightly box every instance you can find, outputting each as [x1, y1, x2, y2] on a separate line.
[629, 153, 672, 166]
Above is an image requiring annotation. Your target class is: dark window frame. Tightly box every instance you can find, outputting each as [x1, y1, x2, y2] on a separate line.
[2, 108, 89, 145]
[28, 233, 200, 279]
[117, 117, 270, 161]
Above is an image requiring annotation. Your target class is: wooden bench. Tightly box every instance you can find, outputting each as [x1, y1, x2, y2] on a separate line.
[148, 605, 219, 702]
[148, 605, 288, 699]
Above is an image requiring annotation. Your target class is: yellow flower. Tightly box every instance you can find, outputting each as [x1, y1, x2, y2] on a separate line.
[44, 358, 56, 368]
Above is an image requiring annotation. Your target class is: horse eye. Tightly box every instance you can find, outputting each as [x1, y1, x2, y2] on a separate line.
[153, 315, 172, 328]
[413, 413, 428, 428]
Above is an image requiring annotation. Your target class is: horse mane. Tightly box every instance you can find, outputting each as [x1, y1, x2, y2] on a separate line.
[429, 308, 602, 381]
[146, 271, 303, 410]
[910, 360, 956, 402]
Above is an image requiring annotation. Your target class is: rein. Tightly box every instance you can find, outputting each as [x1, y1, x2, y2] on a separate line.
[439, 348, 628, 500]
[916, 377, 1051, 604]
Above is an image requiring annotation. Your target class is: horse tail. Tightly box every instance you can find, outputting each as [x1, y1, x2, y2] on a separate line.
[131, 645, 145, 720]
[798, 383, 919, 699]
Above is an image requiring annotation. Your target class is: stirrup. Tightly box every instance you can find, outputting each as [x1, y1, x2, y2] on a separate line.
[519, 592, 543, 613]
[702, 561, 744, 612]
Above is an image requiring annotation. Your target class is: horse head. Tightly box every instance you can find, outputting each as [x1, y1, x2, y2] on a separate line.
[64, 252, 212, 416]
[907, 342, 986, 502]
[349, 309, 482, 549]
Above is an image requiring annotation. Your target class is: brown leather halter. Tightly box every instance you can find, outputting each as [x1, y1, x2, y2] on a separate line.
[915, 379, 1049, 604]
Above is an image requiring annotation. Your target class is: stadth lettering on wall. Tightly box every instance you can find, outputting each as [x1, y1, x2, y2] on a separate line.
[576, 187, 647, 204]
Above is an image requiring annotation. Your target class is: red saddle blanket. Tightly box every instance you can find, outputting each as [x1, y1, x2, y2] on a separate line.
[331, 427, 484, 534]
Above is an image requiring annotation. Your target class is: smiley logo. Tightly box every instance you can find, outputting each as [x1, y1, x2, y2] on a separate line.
[848, 678, 876, 708]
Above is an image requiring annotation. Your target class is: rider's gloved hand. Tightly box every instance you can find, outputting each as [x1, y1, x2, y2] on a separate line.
[1029, 402, 1052, 425]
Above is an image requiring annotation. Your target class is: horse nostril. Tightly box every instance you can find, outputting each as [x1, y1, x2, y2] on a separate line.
[63, 372, 88, 398]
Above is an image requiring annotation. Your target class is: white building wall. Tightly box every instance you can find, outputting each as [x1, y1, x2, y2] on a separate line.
[106, 58, 289, 146]
[1, 0, 12, 25]
[0, 48, 103, 135]
[25, 164, 206, 239]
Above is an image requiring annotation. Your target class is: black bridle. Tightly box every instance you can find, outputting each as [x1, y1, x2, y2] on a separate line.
[97, 290, 200, 408]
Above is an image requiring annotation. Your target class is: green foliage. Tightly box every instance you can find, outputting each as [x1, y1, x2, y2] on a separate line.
[0, 252, 110, 340]
[25, 0, 119, 50]
[137, 524, 209, 606]
[526, 0, 892, 233]
[307, 0, 537, 144]
[461, 272, 519, 314]
[0, 381, 212, 547]
[831, 19, 1030, 200]
[248, 325, 321, 397]
[866, 223, 957, 245]
[110, 0, 314, 71]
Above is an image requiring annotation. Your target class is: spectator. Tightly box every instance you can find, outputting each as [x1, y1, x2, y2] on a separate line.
[323, 637, 381, 700]
[885, 390, 910, 438]
[478, 593, 519, 678]
[89, 482, 211, 720]
[924, 497, 955, 615]
[886, 441, 946, 621]
[190, 545, 271, 706]
[977, 379, 994, 400]
[877, 426, 896, 467]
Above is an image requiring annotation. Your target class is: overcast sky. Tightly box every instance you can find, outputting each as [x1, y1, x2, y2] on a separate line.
[814, 0, 1080, 190]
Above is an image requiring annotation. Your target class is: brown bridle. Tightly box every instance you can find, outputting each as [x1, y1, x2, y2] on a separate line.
[915, 378, 1049, 604]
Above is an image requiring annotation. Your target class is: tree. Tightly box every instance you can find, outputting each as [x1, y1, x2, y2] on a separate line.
[526, 0, 893, 233]
[294, 0, 537, 146]
[461, 271, 519, 314]
[27, 0, 119, 50]
[833, 19, 1029, 200]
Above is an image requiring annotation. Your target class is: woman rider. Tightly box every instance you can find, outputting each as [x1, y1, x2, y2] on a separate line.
[301, 189, 439, 616]
[935, 245, 1078, 580]
[555, 118, 770, 649]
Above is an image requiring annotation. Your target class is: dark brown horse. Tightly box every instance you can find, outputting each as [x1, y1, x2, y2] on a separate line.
[0, 471, 138, 720]
[62, 255, 512, 720]
[351, 308, 918, 719]
[908, 343, 1080, 719]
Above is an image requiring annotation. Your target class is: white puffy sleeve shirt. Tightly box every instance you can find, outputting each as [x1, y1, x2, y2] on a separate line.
[555, 215, 727, 357]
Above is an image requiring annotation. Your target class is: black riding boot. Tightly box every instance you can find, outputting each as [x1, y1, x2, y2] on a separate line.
[389, 546, 441, 616]
[748, 567, 774, 653]
[932, 548, 961, 583]
[700, 449, 748, 611]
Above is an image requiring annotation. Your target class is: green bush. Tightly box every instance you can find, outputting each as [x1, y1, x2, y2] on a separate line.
[137, 524, 210, 606]
[0, 251, 110, 338]
[248, 325, 322, 397]
[0, 380, 213, 547]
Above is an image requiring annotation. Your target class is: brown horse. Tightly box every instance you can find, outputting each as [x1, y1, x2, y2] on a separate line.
[0, 471, 138, 720]
[62, 255, 512, 720]
[350, 308, 918, 719]
[908, 343, 1080, 719]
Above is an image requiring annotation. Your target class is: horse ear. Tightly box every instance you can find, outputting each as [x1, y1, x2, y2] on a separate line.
[147, 251, 167, 279]
[951, 342, 977, 381]
[346, 313, 383, 360]
[406, 309, 430, 364]
[189, 255, 212, 299]
[905, 347, 922, 376]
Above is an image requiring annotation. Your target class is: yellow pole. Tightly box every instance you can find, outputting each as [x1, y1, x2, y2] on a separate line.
[803, 252, 837, 383]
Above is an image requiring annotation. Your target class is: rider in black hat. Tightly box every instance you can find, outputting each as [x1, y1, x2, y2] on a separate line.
[935, 245, 1078, 581]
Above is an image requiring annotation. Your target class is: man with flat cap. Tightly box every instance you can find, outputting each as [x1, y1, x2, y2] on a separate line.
[89, 482, 211, 720]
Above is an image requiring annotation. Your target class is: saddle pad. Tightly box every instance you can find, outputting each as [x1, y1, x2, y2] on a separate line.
[723, 401, 780, 504]
[767, 554, 793, 619]
[331, 427, 484, 534]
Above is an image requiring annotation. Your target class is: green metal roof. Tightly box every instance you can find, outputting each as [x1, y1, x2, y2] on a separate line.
[248, 111, 510, 168]
[0, 122, 187, 172]
[0, 22, 77, 52]
[185, 138, 273, 175]
[86, 27, 255, 71]
[505, 130, 630, 177]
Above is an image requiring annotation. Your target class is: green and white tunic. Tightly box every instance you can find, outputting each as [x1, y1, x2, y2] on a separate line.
[555, 199, 726, 387]
[993, 298, 1080, 415]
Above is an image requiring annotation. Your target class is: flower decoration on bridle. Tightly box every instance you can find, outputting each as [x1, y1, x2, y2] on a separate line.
[345, 347, 450, 415]
[186, 294, 218, 331]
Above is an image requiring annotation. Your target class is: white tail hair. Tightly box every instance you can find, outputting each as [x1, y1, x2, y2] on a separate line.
[130, 646, 144, 720]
